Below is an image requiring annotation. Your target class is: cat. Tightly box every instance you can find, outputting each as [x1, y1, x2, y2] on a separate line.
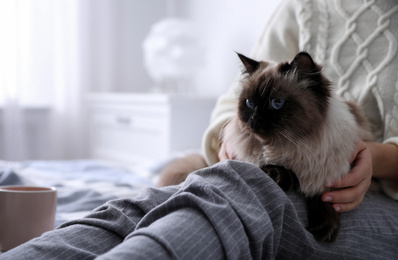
[157, 51, 373, 243]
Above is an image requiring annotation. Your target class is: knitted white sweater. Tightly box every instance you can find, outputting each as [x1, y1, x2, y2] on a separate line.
[202, 0, 398, 199]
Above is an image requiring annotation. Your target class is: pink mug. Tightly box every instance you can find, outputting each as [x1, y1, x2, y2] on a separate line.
[0, 186, 57, 252]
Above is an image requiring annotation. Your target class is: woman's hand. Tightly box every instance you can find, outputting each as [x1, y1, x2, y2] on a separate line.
[322, 140, 373, 212]
[218, 121, 237, 161]
[218, 140, 236, 161]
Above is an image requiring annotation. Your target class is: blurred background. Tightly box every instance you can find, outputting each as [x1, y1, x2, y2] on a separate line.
[0, 0, 281, 162]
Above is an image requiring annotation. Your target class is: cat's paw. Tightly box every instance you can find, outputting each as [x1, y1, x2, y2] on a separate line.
[261, 165, 284, 182]
[260, 165, 299, 191]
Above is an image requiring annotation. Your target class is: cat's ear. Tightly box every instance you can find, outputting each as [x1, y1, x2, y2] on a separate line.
[290, 52, 331, 98]
[290, 52, 319, 76]
[236, 52, 260, 75]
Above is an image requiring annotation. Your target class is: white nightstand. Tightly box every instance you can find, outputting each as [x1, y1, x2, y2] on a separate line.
[88, 93, 217, 165]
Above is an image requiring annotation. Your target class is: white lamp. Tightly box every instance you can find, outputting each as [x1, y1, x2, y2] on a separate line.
[142, 17, 205, 93]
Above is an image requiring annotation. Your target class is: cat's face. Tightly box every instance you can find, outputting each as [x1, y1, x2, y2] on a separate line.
[237, 52, 331, 144]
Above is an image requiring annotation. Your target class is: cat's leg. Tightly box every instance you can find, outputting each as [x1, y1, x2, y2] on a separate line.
[306, 195, 340, 242]
[260, 165, 299, 191]
[262, 165, 340, 242]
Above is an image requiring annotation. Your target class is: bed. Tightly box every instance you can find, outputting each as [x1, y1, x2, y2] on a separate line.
[1, 157, 398, 259]
[0, 158, 169, 228]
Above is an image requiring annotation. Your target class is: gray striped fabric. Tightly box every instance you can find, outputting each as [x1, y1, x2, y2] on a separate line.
[1, 160, 397, 259]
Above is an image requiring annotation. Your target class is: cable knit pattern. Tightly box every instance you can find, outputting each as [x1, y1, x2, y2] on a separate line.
[314, 0, 329, 64]
[297, 0, 398, 142]
[202, 0, 398, 198]
[359, 3, 398, 104]
[331, 0, 375, 100]
[297, 0, 312, 51]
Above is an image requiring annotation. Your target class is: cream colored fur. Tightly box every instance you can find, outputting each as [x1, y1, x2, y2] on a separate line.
[222, 93, 372, 197]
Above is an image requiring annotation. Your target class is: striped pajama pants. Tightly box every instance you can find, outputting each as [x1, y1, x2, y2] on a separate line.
[1, 160, 397, 259]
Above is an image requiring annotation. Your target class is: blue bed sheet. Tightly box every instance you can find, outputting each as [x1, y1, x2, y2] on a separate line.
[0, 160, 157, 227]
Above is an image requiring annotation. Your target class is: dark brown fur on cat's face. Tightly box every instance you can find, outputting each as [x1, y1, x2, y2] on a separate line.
[237, 52, 332, 144]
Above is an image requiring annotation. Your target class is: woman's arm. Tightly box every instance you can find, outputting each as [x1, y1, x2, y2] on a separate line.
[367, 142, 398, 181]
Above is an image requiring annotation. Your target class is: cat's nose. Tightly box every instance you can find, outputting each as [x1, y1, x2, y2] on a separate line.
[249, 118, 258, 129]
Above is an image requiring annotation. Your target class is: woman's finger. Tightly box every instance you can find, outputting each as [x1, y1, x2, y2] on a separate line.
[331, 198, 363, 212]
[218, 145, 228, 161]
[322, 177, 368, 203]
[218, 142, 236, 161]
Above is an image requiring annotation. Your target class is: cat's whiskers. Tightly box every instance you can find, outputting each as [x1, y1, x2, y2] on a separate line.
[260, 84, 267, 97]
[274, 132, 288, 158]
[260, 78, 275, 98]
[235, 125, 252, 142]
[278, 130, 311, 154]
[287, 131, 311, 152]
[304, 70, 322, 76]
[237, 127, 247, 138]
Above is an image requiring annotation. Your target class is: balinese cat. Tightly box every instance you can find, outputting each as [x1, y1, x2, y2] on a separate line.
[157, 52, 373, 242]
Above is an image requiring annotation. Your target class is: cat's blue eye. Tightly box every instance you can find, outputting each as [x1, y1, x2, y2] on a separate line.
[246, 99, 254, 110]
[271, 98, 285, 109]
